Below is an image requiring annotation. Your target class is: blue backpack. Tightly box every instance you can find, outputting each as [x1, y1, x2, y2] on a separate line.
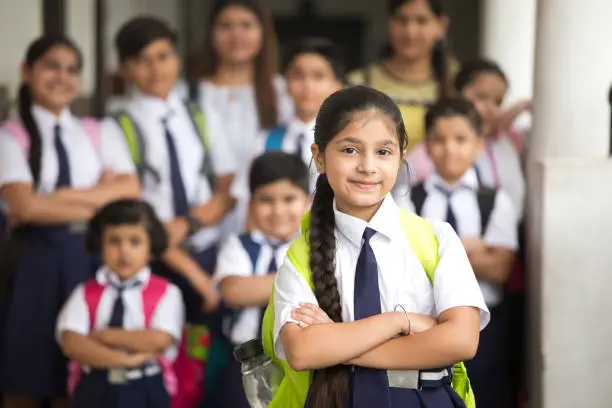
[264, 127, 288, 152]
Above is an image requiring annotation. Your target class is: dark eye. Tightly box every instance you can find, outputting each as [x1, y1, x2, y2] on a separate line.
[343, 147, 357, 154]
[284, 195, 297, 204]
[130, 237, 143, 246]
[378, 149, 392, 156]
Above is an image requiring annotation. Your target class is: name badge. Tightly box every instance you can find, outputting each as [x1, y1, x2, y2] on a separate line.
[108, 368, 127, 385]
[387, 369, 419, 389]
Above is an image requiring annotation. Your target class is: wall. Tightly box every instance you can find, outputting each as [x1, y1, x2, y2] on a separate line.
[0, 0, 42, 100]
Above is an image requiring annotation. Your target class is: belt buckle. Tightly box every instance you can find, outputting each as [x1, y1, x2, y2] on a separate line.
[387, 369, 419, 390]
[108, 368, 127, 385]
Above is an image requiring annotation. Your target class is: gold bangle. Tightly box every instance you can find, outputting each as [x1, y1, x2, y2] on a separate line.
[394, 304, 411, 335]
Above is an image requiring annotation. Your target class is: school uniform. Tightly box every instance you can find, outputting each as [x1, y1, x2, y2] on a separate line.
[176, 77, 295, 237]
[56, 266, 184, 408]
[274, 194, 490, 408]
[205, 230, 293, 408]
[102, 90, 236, 320]
[230, 118, 317, 230]
[474, 135, 525, 220]
[0, 105, 136, 397]
[405, 169, 518, 408]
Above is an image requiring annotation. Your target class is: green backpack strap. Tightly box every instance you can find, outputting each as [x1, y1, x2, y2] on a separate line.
[111, 111, 160, 183]
[398, 209, 476, 408]
[184, 101, 216, 188]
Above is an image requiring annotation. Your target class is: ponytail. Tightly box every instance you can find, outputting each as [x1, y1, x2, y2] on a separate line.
[306, 174, 352, 407]
[432, 39, 451, 98]
[18, 83, 43, 187]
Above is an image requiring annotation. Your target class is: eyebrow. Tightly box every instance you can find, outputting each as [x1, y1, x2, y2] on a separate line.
[335, 137, 399, 146]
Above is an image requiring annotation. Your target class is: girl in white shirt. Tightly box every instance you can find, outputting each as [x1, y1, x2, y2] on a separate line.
[0, 36, 139, 408]
[272, 86, 489, 407]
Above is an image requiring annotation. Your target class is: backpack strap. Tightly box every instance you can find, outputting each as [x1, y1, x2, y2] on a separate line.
[410, 183, 428, 216]
[238, 234, 263, 272]
[141, 275, 169, 327]
[476, 187, 498, 235]
[264, 127, 287, 152]
[111, 110, 161, 183]
[82, 279, 106, 329]
[2, 121, 31, 159]
[184, 101, 215, 188]
[187, 79, 200, 103]
[79, 117, 101, 154]
[398, 209, 439, 283]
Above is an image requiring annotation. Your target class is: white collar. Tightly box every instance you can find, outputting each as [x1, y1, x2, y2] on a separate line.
[95, 265, 151, 287]
[250, 229, 298, 247]
[129, 90, 184, 121]
[333, 194, 402, 248]
[425, 167, 479, 193]
[31, 105, 75, 133]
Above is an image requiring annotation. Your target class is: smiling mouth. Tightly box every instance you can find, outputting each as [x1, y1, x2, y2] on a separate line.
[350, 180, 379, 190]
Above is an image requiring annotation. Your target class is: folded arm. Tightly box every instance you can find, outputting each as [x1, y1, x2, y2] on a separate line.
[220, 275, 276, 309]
[51, 173, 140, 209]
[468, 247, 515, 285]
[190, 174, 236, 226]
[2, 183, 95, 225]
[347, 306, 480, 370]
[90, 328, 173, 354]
[61, 331, 136, 369]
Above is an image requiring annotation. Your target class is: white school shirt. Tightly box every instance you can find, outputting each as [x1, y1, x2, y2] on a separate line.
[214, 230, 293, 345]
[474, 135, 525, 220]
[230, 117, 317, 205]
[56, 266, 185, 362]
[176, 76, 295, 167]
[402, 169, 518, 307]
[102, 91, 236, 251]
[0, 105, 135, 196]
[273, 194, 489, 360]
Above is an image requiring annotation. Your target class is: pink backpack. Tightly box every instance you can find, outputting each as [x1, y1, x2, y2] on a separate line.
[67, 275, 178, 398]
[1, 118, 101, 158]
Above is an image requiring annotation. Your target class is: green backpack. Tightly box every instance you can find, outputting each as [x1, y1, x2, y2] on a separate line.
[260, 209, 476, 408]
[112, 101, 215, 186]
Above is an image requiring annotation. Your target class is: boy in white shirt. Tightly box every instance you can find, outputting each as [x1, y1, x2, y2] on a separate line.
[231, 37, 343, 230]
[401, 97, 518, 408]
[208, 151, 310, 408]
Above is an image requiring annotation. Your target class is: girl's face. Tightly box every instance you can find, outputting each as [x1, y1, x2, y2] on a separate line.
[212, 5, 263, 66]
[122, 38, 180, 100]
[461, 72, 507, 136]
[101, 223, 151, 280]
[313, 110, 403, 221]
[22, 45, 81, 113]
[388, 0, 446, 62]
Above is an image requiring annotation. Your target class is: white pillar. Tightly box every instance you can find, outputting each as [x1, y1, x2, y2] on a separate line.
[481, 0, 537, 104]
[527, 1, 612, 407]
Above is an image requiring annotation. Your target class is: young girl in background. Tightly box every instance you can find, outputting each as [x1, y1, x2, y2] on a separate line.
[57, 199, 184, 408]
[0, 36, 139, 408]
[347, 0, 457, 152]
[265, 86, 489, 407]
[182, 0, 293, 236]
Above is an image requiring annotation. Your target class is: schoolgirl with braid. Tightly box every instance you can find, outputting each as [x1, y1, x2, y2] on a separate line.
[264, 85, 490, 408]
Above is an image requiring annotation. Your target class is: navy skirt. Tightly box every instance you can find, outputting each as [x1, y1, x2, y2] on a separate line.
[71, 370, 169, 408]
[0, 225, 92, 397]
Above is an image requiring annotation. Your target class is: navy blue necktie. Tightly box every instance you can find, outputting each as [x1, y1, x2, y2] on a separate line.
[267, 244, 280, 273]
[108, 280, 141, 328]
[295, 133, 305, 161]
[54, 124, 71, 188]
[352, 228, 390, 407]
[436, 186, 458, 233]
[163, 118, 189, 217]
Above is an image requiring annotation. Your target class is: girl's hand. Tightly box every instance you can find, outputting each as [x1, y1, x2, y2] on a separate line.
[291, 303, 334, 328]
[124, 352, 158, 368]
[392, 312, 438, 335]
[461, 236, 486, 254]
[99, 170, 116, 184]
[165, 218, 189, 247]
[191, 272, 221, 313]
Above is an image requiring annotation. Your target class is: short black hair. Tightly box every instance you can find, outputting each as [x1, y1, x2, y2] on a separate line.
[249, 151, 310, 195]
[454, 59, 508, 92]
[283, 37, 345, 81]
[425, 97, 482, 136]
[86, 199, 168, 258]
[115, 16, 178, 62]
